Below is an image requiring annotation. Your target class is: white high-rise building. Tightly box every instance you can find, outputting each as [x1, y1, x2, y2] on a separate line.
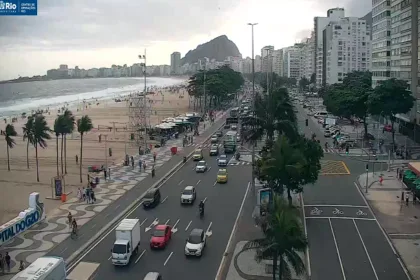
[261, 46, 275, 72]
[255, 55, 262, 73]
[302, 33, 315, 80]
[170, 52, 181, 75]
[371, 0, 391, 87]
[313, 8, 345, 87]
[323, 17, 371, 85]
[240, 57, 253, 74]
[283, 44, 305, 81]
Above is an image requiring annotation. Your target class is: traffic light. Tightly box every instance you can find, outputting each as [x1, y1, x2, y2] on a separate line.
[305, 119, 308, 126]
[345, 146, 349, 155]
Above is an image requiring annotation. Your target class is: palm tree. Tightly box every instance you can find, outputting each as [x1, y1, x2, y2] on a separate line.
[77, 115, 93, 183]
[32, 114, 51, 182]
[22, 116, 35, 169]
[53, 115, 66, 177]
[63, 109, 75, 174]
[244, 196, 307, 280]
[4, 124, 17, 171]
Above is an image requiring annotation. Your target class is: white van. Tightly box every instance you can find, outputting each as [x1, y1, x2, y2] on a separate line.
[11, 256, 66, 280]
[314, 111, 328, 118]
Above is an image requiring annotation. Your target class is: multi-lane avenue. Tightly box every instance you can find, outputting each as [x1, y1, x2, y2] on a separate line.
[70, 133, 251, 279]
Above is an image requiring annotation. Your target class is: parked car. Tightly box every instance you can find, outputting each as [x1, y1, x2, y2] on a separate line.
[324, 129, 331, 137]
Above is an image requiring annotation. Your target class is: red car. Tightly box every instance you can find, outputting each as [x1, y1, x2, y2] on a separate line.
[150, 225, 172, 249]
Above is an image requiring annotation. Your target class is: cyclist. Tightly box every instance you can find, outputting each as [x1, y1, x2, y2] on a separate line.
[199, 200, 205, 214]
[71, 218, 78, 235]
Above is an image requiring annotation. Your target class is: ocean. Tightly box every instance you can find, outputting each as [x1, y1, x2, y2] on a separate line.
[0, 77, 185, 117]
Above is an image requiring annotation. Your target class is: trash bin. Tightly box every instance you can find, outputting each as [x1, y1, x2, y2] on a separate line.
[170, 146, 177, 155]
[61, 193, 67, 202]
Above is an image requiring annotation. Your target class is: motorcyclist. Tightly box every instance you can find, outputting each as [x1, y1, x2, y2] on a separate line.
[199, 200, 205, 214]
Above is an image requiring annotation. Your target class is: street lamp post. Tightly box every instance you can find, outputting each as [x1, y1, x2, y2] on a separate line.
[248, 22, 258, 190]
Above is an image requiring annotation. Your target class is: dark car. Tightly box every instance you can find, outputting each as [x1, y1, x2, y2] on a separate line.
[143, 188, 161, 208]
[216, 131, 223, 137]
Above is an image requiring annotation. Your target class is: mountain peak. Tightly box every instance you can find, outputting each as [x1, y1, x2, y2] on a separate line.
[181, 35, 242, 65]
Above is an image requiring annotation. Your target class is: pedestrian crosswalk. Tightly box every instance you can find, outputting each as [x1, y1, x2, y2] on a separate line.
[229, 161, 252, 166]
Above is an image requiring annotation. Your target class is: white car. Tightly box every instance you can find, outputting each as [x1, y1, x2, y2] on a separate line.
[231, 124, 238, 130]
[180, 186, 196, 204]
[195, 160, 207, 172]
[185, 228, 206, 257]
[217, 155, 228, 166]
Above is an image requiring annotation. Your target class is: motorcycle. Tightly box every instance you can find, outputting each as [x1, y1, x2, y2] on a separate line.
[199, 205, 204, 217]
[235, 152, 240, 161]
[183, 156, 187, 163]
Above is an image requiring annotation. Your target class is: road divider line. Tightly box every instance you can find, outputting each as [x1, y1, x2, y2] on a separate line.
[161, 196, 168, 204]
[328, 218, 347, 280]
[115, 204, 120, 210]
[215, 181, 250, 280]
[135, 249, 146, 264]
[213, 181, 217, 187]
[178, 180, 184, 185]
[91, 224, 96, 230]
[203, 197, 207, 203]
[196, 180, 201, 185]
[172, 219, 180, 229]
[206, 222, 213, 233]
[165, 219, 170, 225]
[353, 220, 379, 280]
[140, 218, 148, 227]
[208, 166, 212, 172]
[107, 255, 111, 260]
[164, 252, 173, 266]
[185, 221, 192, 231]
[145, 218, 159, 232]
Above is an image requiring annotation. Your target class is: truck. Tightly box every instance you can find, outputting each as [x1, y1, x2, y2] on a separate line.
[224, 131, 237, 154]
[11, 256, 66, 280]
[66, 262, 100, 280]
[111, 218, 141, 266]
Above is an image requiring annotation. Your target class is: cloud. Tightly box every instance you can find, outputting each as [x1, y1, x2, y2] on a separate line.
[0, 0, 241, 51]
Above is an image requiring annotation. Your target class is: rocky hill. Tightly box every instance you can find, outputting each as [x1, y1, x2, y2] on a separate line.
[181, 35, 241, 65]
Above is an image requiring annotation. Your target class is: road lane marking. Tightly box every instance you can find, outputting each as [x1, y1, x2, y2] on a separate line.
[203, 197, 207, 203]
[140, 218, 148, 227]
[328, 218, 347, 280]
[300, 193, 311, 277]
[354, 182, 411, 279]
[206, 221, 213, 232]
[305, 204, 368, 208]
[59, 247, 67, 255]
[164, 252, 173, 266]
[215, 181, 250, 280]
[161, 196, 168, 204]
[91, 224, 97, 230]
[172, 219, 180, 230]
[178, 180, 184, 185]
[353, 220, 379, 279]
[115, 204, 121, 210]
[306, 216, 375, 221]
[145, 218, 159, 232]
[206, 221, 213, 237]
[196, 180, 201, 185]
[104, 213, 110, 218]
[165, 219, 170, 225]
[135, 249, 146, 264]
[208, 166, 212, 172]
[108, 255, 111, 260]
[213, 181, 217, 187]
[185, 221, 192, 231]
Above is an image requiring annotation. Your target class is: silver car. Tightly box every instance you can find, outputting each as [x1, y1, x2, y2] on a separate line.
[217, 155, 228, 166]
[180, 186, 196, 204]
[195, 160, 207, 172]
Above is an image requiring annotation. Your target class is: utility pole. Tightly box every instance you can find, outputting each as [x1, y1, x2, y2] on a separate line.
[104, 134, 108, 168]
[248, 22, 258, 191]
[203, 67, 207, 115]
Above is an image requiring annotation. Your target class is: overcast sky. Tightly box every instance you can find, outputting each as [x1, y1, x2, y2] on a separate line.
[0, 0, 371, 80]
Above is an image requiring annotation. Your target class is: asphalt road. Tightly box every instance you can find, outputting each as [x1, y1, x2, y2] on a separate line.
[295, 101, 409, 280]
[72, 134, 251, 280]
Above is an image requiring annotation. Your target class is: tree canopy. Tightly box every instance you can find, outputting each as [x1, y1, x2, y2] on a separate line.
[187, 65, 244, 109]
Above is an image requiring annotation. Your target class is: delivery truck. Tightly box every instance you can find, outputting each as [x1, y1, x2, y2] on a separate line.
[66, 262, 100, 280]
[11, 256, 66, 280]
[111, 218, 141, 266]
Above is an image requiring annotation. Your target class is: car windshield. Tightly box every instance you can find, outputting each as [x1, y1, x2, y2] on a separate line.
[194, 150, 201, 154]
[183, 189, 193, 195]
[198, 162, 205, 166]
[153, 229, 165, 237]
[144, 191, 155, 199]
[188, 234, 202, 244]
[211, 145, 218, 149]
[218, 170, 227, 175]
[220, 155, 226, 159]
[112, 244, 126, 254]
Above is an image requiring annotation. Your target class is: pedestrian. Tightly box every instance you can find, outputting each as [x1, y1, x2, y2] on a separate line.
[75, 155, 78, 165]
[90, 189, 95, 204]
[5, 252, 10, 272]
[82, 187, 86, 201]
[131, 156, 134, 169]
[153, 152, 157, 162]
[143, 160, 147, 171]
[77, 188, 82, 201]
[0, 253, 4, 274]
[151, 166, 155, 178]
[18, 260, 24, 271]
[108, 168, 111, 179]
[139, 159, 142, 170]
[103, 168, 107, 180]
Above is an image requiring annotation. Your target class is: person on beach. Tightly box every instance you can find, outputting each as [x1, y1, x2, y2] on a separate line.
[103, 168, 107, 180]
[82, 187, 86, 201]
[139, 159, 142, 170]
[131, 156, 134, 169]
[108, 168, 111, 179]
[75, 155, 78, 165]
[4, 253, 10, 272]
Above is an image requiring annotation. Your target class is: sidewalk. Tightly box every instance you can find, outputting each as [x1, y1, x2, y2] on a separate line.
[357, 172, 420, 280]
[0, 111, 227, 274]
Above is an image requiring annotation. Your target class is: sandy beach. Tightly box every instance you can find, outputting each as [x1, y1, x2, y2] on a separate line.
[0, 88, 192, 224]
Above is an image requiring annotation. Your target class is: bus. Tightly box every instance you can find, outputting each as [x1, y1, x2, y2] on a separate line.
[11, 256, 66, 280]
[230, 107, 239, 118]
[224, 131, 238, 153]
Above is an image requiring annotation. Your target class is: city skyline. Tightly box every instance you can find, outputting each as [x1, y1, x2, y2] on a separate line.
[0, 0, 371, 80]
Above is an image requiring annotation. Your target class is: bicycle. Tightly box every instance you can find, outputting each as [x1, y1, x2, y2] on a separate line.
[71, 227, 78, 239]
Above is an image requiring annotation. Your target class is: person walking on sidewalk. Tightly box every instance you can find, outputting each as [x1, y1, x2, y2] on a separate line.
[131, 156, 134, 169]
[0, 253, 4, 274]
[153, 152, 157, 162]
[103, 168, 107, 181]
[5, 252, 10, 272]
[108, 167, 111, 179]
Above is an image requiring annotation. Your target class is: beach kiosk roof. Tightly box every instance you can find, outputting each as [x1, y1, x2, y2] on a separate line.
[408, 162, 420, 176]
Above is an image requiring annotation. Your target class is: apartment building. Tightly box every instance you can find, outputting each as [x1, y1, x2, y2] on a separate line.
[261, 46, 275, 72]
[170, 52, 181, 75]
[302, 34, 315, 79]
[255, 55, 262, 73]
[283, 45, 305, 81]
[323, 17, 371, 85]
[314, 8, 346, 87]
[371, 0, 392, 87]
[272, 49, 284, 76]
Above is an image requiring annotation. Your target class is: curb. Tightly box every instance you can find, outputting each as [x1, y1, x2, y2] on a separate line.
[354, 178, 413, 280]
[65, 118, 228, 272]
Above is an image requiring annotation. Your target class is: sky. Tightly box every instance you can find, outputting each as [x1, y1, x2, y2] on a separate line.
[0, 0, 372, 81]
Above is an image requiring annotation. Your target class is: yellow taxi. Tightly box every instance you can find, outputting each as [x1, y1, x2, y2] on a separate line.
[217, 169, 228, 183]
[192, 149, 203, 161]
